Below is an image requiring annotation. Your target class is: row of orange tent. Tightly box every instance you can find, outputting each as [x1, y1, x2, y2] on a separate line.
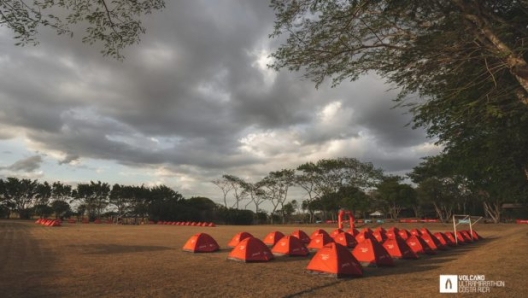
[158, 221, 216, 227]
[35, 218, 61, 227]
[182, 226, 482, 277]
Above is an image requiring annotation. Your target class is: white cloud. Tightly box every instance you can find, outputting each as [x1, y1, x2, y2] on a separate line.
[0, 1, 436, 210]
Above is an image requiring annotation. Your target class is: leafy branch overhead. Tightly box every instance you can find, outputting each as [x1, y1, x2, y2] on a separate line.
[270, 0, 528, 185]
[270, 0, 528, 106]
[0, 0, 165, 59]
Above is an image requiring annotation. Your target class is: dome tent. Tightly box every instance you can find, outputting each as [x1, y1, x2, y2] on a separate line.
[306, 243, 363, 278]
[228, 237, 274, 263]
[182, 233, 220, 253]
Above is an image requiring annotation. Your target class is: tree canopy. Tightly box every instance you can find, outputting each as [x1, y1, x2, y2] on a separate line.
[270, 0, 528, 104]
[270, 0, 528, 208]
[0, 0, 165, 58]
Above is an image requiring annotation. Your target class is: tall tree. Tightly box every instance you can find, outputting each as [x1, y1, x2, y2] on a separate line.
[270, 1, 528, 105]
[2, 177, 39, 219]
[270, 1, 528, 182]
[109, 184, 129, 219]
[415, 177, 457, 223]
[222, 175, 248, 210]
[50, 200, 71, 219]
[1, 0, 165, 59]
[241, 181, 266, 215]
[148, 184, 185, 222]
[375, 176, 416, 220]
[35, 181, 52, 206]
[74, 181, 110, 221]
[296, 162, 322, 223]
[51, 181, 72, 202]
[211, 178, 233, 208]
[259, 169, 295, 223]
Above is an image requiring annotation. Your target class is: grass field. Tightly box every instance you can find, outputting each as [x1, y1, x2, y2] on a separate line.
[1, 220, 526, 298]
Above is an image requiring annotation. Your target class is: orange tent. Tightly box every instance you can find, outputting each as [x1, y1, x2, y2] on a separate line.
[455, 231, 468, 244]
[386, 227, 399, 239]
[420, 233, 441, 251]
[306, 243, 363, 278]
[374, 226, 387, 233]
[332, 231, 358, 248]
[330, 228, 344, 238]
[291, 229, 311, 244]
[398, 229, 411, 240]
[355, 230, 378, 243]
[383, 237, 418, 259]
[272, 235, 309, 257]
[410, 228, 422, 236]
[227, 237, 274, 262]
[444, 232, 458, 245]
[227, 232, 253, 248]
[372, 230, 387, 243]
[469, 230, 482, 240]
[310, 229, 330, 239]
[182, 233, 220, 253]
[433, 232, 454, 247]
[352, 239, 394, 267]
[460, 230, 474, 242]
[406, 235, 436, 255]
[352, 239, 394, 266]
[361, 227, 374, 234]
[307, 233, 334, 250]
[263, 231, 285, 246]
[345, 228, 359, 237]
[420, 228, 447, 250]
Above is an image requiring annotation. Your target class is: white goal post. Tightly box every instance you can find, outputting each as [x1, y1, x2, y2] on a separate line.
[452, 214, 483, 245]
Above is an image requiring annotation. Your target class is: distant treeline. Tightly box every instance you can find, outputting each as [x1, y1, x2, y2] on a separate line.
[0, 177, 258, 225]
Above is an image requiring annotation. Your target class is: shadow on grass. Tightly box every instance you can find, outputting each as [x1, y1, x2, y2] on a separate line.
[362, 237, 494, 278]
[0, 221, 59, 298]
[282, 280, 344, 298]
[70, 244, 173, 255]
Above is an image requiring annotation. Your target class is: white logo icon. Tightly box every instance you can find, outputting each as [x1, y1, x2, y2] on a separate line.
[439, 275, 458, 293]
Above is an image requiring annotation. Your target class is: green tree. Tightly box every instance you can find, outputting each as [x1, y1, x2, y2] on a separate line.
[270, 1, 528, 105]
[222, 175, 248, 210]
[33, 204, 53, 218]
[415, 177, 457, 223]
[281, 202, 296, 223]
[259, 169, 295, 224]
[74, 181, 110, 221]
[148, 185, 187, 222]
[109, 184, 128, 218]
[1, 0, 165, 59]
[375, 176, 416, 220]
[296, 162, 322, 223]
[2, 177, 39, 219]
[51, 181, 72, 202]
[211, 178, 233, 208]
[50, 200, 72, 219]
[338, 185, 370, 219]
[35, 181, 51, 206]
[270, 1, 528, 182]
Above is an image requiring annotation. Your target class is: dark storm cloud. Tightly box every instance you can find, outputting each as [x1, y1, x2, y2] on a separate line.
[0, 0, 433, 181]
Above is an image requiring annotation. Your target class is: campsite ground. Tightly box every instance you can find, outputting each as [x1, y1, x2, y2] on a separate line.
[0, 220, 526, 298]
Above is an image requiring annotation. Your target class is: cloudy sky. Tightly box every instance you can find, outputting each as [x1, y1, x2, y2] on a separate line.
[0, 1, 440, 208]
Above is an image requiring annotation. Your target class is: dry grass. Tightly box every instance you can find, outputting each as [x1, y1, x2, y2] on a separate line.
[0, 220, 526, 298]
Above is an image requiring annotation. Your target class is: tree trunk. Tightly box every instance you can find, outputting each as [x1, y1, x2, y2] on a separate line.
[432, 202, 445, 223]
[483, 201, 501, 224]
[412, 205, 421, 218]
[390, 204, 402, 220]
[454, 0, 528, 104]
